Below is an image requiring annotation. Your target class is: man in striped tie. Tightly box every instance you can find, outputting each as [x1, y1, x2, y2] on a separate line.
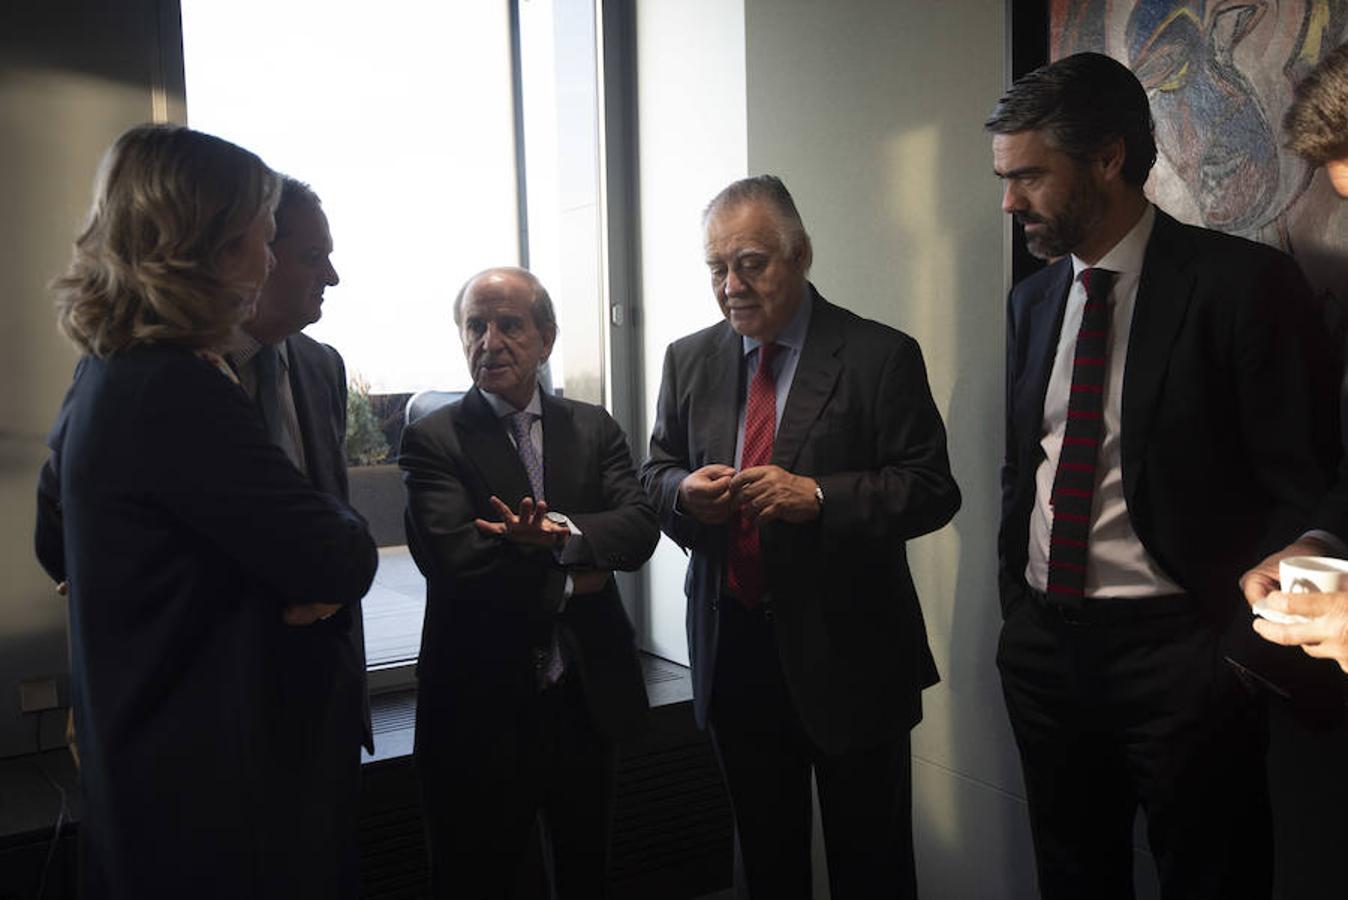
[642, 176, 961, 898]
[990, 53, 1336, 899]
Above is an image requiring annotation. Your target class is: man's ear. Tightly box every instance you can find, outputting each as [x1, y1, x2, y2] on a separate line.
[1095, 135, 1127, 183]
[795, 234, 814, 275]
[539, 324, 558, 361]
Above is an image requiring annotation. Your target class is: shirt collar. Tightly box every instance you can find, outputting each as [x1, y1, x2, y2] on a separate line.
[742, 283, 813, 359]
[480, 384, 542, 419]
[227, 330, 289, 370]
[1071, 203, 1155, 283]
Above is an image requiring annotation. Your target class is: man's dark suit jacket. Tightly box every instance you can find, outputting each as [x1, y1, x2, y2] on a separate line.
[41, 343, 376, 898]
[999, 209, 1335, 625]
[400, 387, 658, 747]
[641, 290, 961, 757]
[269, 332, 372, 754]
[256, 333, 373, 899]
[1310, 362, 1348, 541]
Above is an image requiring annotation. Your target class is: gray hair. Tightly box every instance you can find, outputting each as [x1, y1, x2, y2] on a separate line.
[452, 266, 557, 334]
[703, 175, 813, 271]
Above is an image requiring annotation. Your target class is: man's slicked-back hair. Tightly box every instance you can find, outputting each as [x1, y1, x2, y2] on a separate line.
[1285, 43, 1348, 165]
[452, 266, 557, 335]
[703, 175, 813, 271]
[985, 52, 1158, 186]
[275, 176, 322, 240]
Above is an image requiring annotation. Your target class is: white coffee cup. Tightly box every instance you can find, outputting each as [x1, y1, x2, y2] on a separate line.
[1253, 556, 1348, 624]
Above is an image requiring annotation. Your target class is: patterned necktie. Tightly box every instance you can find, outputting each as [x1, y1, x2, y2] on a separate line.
[252, 344, 288, 448]
[727, 342, 781, 608]
[1046, 267, 1115, 605]
[506, 408, 563, 686]
[507, 410, 545, 501]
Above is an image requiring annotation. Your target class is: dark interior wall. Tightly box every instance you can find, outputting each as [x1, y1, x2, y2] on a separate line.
[0, 0, 170, 759]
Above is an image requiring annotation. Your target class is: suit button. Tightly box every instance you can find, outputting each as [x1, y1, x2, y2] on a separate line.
[709, 599, 719, 613]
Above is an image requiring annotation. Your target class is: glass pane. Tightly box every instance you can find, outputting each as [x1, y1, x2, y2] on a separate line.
[181, 0, 519, 395]
[518, 0, 605, 404]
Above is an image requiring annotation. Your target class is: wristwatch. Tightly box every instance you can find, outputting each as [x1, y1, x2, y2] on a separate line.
[813, 481, 824, 509]
[545, 511, 572, 550]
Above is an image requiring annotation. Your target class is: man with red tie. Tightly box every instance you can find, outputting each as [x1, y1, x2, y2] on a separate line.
[990, 53, 1335, 899]
[641, 176, 960, 898]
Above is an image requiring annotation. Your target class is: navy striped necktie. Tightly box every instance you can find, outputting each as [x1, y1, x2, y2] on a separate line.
[1046, 267, 1115, 605]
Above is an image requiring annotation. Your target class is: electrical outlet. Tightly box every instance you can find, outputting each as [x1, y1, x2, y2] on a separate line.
[19, 678, 60, 713]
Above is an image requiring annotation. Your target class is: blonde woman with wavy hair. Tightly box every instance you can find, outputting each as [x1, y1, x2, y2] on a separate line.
[34, 124, 377, 898]
[55, 123, 278, 358]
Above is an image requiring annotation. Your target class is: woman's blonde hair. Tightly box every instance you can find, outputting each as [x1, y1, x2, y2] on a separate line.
[54, 124, 281, 357]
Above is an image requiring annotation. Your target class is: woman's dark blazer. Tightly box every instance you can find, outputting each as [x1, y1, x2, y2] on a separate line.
[48, 343, 376, 899]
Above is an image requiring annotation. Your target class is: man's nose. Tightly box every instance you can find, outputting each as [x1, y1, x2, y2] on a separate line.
[482, 322, 505, 350]
[324, 259, 340, 287]
[725, 268, 746, 295]
[1001, 182, 1022, 215]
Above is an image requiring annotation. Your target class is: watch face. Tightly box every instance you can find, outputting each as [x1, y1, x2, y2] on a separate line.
[545, 511, 568, 525]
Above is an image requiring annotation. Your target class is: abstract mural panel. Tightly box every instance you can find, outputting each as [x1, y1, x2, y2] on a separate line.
[1050, 0, 1348, 302]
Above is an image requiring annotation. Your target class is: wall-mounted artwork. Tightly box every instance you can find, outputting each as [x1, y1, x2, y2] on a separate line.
[1046, 0, 1348, 301]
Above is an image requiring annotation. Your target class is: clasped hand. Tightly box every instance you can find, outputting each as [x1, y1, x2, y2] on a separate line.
[282, 602, 341, 626]
[474, 495, 570, 547]
[678, 463, 819, 526]
[1249, 590, 1348, 674]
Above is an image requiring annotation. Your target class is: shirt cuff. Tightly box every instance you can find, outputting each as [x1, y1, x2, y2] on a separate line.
[552, 514, 588, 567]
[1303, 529, 1348, 557]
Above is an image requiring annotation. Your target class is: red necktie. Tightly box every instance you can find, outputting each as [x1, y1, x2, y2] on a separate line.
[727, 342, 781, 608]
[1046, 268, 1115, 605]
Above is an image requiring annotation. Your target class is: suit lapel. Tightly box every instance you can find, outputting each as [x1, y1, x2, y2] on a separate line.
[699, 325, 743, 467]
[775, 289, 843, 471]
[1121, 211, 1196, 498]
[284, 336, 341, 497]
[455, 388, 533, 505]
[1016, 262, 1073, 447]
[540, 392, 580, 510]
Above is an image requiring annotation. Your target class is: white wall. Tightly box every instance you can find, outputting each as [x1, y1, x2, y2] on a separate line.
[741, 6, 1166, 895]
[740, 2, 1029, 895]
[635, 0, 747, 663]
[0, 3, 166, 758]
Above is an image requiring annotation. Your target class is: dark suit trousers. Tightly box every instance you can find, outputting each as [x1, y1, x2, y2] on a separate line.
[262, 637, 365, 899]
[417, 676, 616, 900]
[997, 593, 1271, 900]
[709, 598, 916, 900]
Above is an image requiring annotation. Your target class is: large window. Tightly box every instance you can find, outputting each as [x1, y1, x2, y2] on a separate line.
[180, 0, 614, 672]
[181, 0, 521, 395]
